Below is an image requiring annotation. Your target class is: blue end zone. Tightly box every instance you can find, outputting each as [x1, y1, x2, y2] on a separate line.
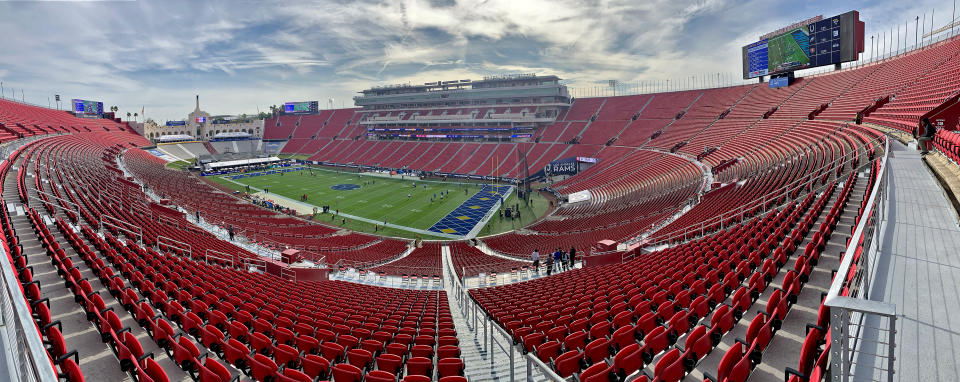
[428, 184, 513, 235]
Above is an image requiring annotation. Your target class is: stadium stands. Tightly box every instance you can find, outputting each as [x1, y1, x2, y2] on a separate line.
[7, 29, 960, 382]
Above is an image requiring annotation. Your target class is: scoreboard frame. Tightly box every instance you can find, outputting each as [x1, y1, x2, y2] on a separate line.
[71, 99, 104, 117]
[283, 101, 319, 115]
[742, 10, 864, 79]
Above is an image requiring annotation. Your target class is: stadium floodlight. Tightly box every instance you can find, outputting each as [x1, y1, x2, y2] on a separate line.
[916, 16, 920, 48]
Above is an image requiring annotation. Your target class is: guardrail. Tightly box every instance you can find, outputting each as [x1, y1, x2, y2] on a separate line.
[157, 235, 191, 257]
[0, 236, 60, 381]
[204, 248, 235, 268]
[824, 138, 896, 382]
[459, 260, 581, 289]
[101, 214, 143, 245]
[334, 263, 445, 289]
[28, 187, 80, 220]
[443, 246, 573, 382]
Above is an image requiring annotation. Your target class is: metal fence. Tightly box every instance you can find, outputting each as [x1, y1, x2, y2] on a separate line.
[824, 138, 897, 382]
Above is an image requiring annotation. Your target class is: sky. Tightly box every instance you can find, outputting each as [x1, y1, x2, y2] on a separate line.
[0, 0, 956, 122]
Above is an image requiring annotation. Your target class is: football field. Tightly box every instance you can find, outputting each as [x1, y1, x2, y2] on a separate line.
[208, 166, 508, 238]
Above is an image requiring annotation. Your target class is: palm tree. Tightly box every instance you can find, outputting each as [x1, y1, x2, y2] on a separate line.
[134, 112, 138, 122]
[126, 112, 131, 120]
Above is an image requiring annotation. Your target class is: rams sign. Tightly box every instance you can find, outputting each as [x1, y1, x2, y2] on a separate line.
[545, 158, 578, 176]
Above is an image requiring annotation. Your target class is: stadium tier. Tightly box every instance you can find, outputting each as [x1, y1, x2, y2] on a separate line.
[3, 29, 960, 382]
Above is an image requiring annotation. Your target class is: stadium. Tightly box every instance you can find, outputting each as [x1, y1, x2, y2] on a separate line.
[1, 1, 959, 382]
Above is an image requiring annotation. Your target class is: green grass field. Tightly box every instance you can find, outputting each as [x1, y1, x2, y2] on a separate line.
[166, 160, 192, 170]
[207, 166, 542, 239]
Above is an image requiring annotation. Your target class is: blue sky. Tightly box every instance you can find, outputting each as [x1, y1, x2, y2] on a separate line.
[0, 0, 955, 122]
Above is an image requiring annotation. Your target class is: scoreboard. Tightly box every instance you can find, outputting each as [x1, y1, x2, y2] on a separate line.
[283, 101, 319, 115]
[742, 10, 864, 79]
[72, 99, 103, 117]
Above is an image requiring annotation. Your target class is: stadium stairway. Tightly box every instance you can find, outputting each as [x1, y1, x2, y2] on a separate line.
[754, 170, 868, 380]
[2, 166, 133, 381]
[687, 166, 868, 381]
[7, 142, 243, 382]
[441, 246, 546, 381]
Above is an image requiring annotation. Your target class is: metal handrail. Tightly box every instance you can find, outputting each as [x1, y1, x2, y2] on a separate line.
[0, 236, 60, 381]
[525, 353, 566, 382]
[157, 235, 191, 255]
[824, 137, 896, 382]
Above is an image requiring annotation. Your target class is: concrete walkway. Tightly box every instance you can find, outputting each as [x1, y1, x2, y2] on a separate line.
[864, 141, 960, 381]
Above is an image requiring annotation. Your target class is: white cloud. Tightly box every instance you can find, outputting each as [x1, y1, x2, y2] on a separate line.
[0, 0, 955, 122]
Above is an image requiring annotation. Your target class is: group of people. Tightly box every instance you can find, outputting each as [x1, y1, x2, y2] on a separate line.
[531, 247, 576, 276]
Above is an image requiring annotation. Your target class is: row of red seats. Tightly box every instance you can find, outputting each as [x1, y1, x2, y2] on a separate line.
[0, 98, 137, 143]
[707, 173, 856, 382]
[470, 179, 839, 381]
[785, 159, 879, 382]
[0, 199, 84, 381]
[934, 129, 960, 164]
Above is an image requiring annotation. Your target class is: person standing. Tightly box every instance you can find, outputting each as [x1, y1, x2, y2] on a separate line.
[561, 250, 569, 271]
[532, 249, 540, 274]
[568, 246, 576, 270]
[545, 253, 554, 276]
[553, 248, 562, 273]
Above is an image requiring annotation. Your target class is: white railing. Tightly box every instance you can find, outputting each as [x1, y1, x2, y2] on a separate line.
[156, 235, 191, 257]
[824, 138, 896, 382]
[460, 259, 582, 289]
[0, 240, 60, 382]
[100, 214, 143, 245]
[28, 187, 80, 219]
[204, 249, 235, 269]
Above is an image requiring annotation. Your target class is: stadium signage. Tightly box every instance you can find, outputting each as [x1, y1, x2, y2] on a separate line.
[165, 120, 187, 126]
[72, 99, 103, 116]
[545, 158, 579, 176]
[576, 157, 598, 163]
[742, 10, 863, 79]
[769, 76, 791, 88]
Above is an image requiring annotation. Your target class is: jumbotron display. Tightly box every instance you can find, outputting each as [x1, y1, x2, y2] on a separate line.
[283, 101, 319, 114]
[742, 10, 864, 79]
[71, 99, 103, 116]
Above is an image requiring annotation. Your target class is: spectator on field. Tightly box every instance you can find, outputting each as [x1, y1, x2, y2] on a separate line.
[918, 118, 936, 155]
[569, 246, 577, 269]
[532, 249, 540, 273]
